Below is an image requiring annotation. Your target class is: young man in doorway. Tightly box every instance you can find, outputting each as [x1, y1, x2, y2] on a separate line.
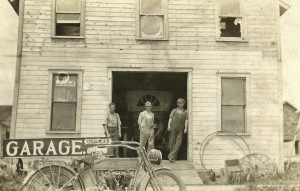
[103, 102, 122, 157]
[167, 98, 188, 163]
[138, 101, 155, 153]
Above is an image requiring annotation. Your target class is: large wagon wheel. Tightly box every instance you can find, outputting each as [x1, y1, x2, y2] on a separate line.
[199, 130, 250, 172]
[240, 153, 277, 178]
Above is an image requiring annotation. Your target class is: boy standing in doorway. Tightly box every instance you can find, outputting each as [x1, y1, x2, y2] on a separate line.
[103, 102, 122, 157]
[167, 98, 188, 163]
[138, 101, 155, 153]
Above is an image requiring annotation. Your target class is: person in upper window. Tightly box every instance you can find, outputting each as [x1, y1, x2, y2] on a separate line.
[138, 101, 155, 153]
[167, 98, 188, 163]
[103, 102, 121, 157]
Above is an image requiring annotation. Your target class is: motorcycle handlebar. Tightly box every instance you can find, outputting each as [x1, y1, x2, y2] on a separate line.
[109, 141, 142, 151]
[111, 141, 141, 146]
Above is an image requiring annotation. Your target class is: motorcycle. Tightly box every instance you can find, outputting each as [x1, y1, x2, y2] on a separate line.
[22, 141, 186, 191]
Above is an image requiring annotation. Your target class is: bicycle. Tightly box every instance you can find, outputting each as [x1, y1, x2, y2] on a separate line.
[22, 141, 186, 191]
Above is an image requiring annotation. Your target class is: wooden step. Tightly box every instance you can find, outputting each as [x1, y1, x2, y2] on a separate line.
[160, 160, 203, 185]
[186, 185, 242, 191]
[161, 160, 195, 170]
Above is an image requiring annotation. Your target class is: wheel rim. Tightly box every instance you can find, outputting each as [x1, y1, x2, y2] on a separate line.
[199, 131, 250, 172]
[145, 173, 181, 191]
[28, 166, 83, 191]
[240, 153, 276, 177]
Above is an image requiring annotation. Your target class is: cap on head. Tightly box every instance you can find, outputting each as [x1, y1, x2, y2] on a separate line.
[177, 98, 185, 103]
[109, 102, 116, 107]
[145, 101, 152, 107]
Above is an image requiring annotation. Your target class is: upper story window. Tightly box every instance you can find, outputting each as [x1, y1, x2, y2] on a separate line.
[217, 0, 247, 41]
[136, 0, 168, 40]
[52, 0, 85, 37]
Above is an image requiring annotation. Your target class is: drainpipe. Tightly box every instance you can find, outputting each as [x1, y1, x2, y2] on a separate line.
[10, 0, 25, 139]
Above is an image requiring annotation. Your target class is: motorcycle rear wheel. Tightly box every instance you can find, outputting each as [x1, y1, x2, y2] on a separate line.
[22, 166, 85, 191]
[144, 170, 186, 191]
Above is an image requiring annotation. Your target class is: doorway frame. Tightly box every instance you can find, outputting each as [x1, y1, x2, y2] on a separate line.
[107, 67, 193, 161]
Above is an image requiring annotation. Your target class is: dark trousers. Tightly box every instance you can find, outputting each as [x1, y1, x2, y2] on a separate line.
[168, 127, 184, 160]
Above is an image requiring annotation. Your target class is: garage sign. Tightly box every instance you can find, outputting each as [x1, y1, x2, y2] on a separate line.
[3, 137, 113, 158]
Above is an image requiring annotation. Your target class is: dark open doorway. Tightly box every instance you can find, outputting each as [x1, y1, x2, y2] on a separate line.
[112, 71, 188, 160]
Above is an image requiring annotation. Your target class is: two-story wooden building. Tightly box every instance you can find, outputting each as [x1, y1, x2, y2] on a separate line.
[0, 0, 18, 158]
[10, 0, 289, 172]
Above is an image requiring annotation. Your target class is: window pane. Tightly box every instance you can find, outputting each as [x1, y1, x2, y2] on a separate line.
[53, 75, 77, 102]
[219, 17, 241, 37]
[140, 16, 163, 38]
[57, 14, 80, 23]
[56, 0, 81, 13]
[222, 106, 245, 133]
[222, 78, 245, 105]
[220, 0, 240, 16]
[55, 23, 80, 36]
[140, 0, 162, 15]
[51, 103, 76, 131]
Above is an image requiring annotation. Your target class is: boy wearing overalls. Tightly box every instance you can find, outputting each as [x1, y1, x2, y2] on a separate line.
[167, 98, 188, 163]
[138, 101, 155, 153]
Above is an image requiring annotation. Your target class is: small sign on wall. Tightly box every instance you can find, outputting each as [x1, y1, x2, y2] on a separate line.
[3, 137, 113, 158]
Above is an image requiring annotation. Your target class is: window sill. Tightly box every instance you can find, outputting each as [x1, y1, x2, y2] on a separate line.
[216, 37, 248, 43]
[136, 38, 169, 41]
[51, 36, 85, 39]
[217, 132, 251, 136]
[46, 131, 80, 134]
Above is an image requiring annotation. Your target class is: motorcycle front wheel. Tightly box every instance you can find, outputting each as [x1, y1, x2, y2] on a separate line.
[22, 166, 85, 191]
[144, 170, 186, 191]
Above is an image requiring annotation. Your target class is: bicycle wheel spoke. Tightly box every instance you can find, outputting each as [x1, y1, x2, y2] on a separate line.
[259, 158, 269, 166]
[61, 184, 76, 191]
[31, 179, 47, 191]
[38, 168, 54, 188]
[243, 158, 255, 169]
[259, 158, 270, 167]
[257, 154, 264, 165]
[57, 165, 61, 188]
[60, 177, 76, 190]
[49, 165, 56, 187]
[253, 156, 257, 166]
[59, 175, 69, 187]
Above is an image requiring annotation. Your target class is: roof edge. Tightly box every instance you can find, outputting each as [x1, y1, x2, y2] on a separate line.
[280, 0, 291, 16]
[8, 0, 19, 15]
[283, 100, 298, 110]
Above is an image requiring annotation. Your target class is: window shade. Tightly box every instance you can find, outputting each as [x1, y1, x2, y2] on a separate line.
[221, 78, 245, 105]
[140, 0, 162, 15]
[56, 0, 81, 13]
[220, 0, 240, 16]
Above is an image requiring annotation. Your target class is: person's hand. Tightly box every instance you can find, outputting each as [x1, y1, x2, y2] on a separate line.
[167, 126, 171, 132]
[118, 133, 121, 138]
[106, 133, 111, 137]
[184, 128, 187, 134]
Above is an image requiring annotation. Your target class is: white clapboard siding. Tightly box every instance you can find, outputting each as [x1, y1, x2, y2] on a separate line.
[15, 0, 283, 171]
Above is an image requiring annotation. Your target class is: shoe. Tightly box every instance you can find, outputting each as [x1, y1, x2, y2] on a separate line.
[168, 158, 175, 163]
